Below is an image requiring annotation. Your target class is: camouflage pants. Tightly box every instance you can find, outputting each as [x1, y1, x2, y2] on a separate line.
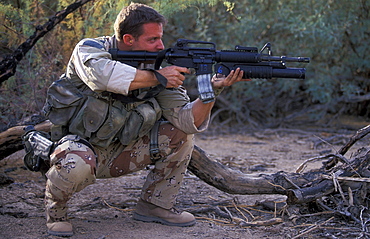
[45, 122, 194, 222]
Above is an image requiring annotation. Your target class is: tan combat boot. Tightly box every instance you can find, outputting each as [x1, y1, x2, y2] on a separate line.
[45, 200, 73, 237]
[47, 221, 73, 237]
[45, 181, 73, 237]
[133, 199, 196, 227]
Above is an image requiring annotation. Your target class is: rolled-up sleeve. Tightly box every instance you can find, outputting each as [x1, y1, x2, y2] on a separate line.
[166, 102, 210, 134]
[70, 38, 136, 95]
[156, 87, 210, 134]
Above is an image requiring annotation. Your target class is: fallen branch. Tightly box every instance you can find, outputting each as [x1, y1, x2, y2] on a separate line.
[323, 124, 370, 170]
[0, 0, 95, 83]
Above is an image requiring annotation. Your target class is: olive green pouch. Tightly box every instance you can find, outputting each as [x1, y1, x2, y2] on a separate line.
[43, 75, 84, 126]
[118, 98, 161, 145]
[92, 100, 130, 148]
[69, 96, 108, 139]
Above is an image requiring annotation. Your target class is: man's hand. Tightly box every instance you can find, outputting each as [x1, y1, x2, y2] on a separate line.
[157, 66, 190, 88]
[211, 68, 250, 89]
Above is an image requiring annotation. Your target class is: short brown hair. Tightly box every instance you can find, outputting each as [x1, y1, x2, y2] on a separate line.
[114, 3, 167, 41]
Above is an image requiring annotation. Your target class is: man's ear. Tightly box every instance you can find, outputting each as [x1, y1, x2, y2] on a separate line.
[123, 34, 134, 46]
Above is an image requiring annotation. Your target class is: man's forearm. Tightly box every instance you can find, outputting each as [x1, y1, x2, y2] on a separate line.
[128, 69, 159, 91]
[192, 98, 215, 128]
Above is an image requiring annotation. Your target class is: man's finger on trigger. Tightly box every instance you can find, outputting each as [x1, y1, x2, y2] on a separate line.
[178, 66, 190, 74]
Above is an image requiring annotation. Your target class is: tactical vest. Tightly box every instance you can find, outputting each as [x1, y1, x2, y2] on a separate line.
[42, 74, 162, 148]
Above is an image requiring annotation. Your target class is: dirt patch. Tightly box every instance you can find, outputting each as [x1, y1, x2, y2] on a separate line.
[1, 126, 369, 239]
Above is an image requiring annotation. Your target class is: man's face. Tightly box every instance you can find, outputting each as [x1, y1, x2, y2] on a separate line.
[131, 22, 165, 52]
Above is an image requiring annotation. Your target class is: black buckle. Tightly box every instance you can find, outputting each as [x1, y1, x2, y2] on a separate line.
[150, 148, 162, 162]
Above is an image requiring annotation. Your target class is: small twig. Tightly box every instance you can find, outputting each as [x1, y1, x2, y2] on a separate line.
[240, 207, 255, 220]
[239, 218, 283, 227]
[334, 154, 362, 177]
[103, 199, 132, 212]
[189, 206, 232, 219]
[289, 211, 335, 220]
[296, 155, 331, 173]
[283, 174, 301, 189]
[296, 152, 361, 176]
[207, 195, 219, 201]
[338, 124, 370, 155]
[313, 134, 338, 152]
[293, 224, 359, 231]
[292, 216, 335, 239]
[348, 187, 354, 207]
[317, 199, 362, 224]
[195, 216, 231, 225]
[332, 172, 347, 204]
[242, 206, 275, 215]
[322, 175, 370, 183]
[267, 181, 287, 191]
[332, 172, 338, 192]
[359, 205, 369, 233]
[273, 199, 286, 217]
[223, 206, 233, 220]
[232, 201, 249, 222]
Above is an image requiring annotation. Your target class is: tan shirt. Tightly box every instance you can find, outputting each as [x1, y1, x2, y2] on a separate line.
[65, 36, 210, 134]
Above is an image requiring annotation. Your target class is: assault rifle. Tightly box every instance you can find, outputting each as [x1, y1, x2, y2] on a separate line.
[109, 39, 310, 103]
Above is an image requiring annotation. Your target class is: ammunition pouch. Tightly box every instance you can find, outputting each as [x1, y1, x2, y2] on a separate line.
[42, 75, 85, 127]
[43, 75, 162, 148]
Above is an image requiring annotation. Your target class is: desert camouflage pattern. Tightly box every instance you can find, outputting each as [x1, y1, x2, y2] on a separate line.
[45, 135, 97, 224]
[45, 122, 194, 222]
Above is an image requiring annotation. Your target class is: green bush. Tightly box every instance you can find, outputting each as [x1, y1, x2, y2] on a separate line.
[0, 0, 369, 129]
[161, 0, 370, 126]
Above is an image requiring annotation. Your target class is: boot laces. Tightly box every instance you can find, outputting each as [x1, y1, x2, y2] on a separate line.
[169, 207, 182, 215]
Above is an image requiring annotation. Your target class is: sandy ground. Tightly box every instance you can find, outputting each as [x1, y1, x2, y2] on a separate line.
[1, 124, 369, 239]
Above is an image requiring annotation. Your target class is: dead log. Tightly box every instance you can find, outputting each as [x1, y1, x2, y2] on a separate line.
[191, 143, 370, 205]
[1, 120, 370, 209]
[189, 144, 314, 195]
